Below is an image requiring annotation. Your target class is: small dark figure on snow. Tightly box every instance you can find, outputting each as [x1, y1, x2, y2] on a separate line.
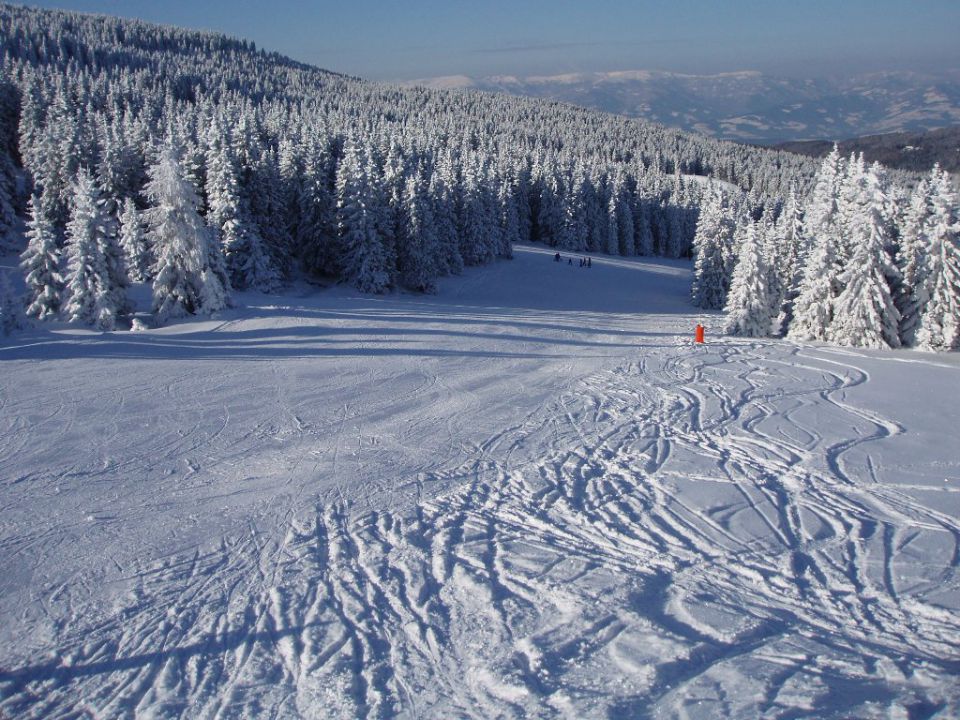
[579, 258, 584, 267]
[554, 252, 561, 262]
[568, 258, 573, 265]
[587, 257, 592, 268]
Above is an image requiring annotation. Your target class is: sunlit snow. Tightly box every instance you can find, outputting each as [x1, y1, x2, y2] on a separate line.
[1, 245, 958, 718]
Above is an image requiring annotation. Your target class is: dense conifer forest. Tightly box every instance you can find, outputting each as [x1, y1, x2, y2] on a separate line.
[0, 3, 956, 349]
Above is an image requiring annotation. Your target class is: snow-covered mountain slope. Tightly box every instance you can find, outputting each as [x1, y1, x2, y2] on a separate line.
[1, 246, 959, 718]
[405, 70, 960, 144]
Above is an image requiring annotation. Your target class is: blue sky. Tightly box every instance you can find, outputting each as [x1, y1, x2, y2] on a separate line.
[14, 0, 960, 80]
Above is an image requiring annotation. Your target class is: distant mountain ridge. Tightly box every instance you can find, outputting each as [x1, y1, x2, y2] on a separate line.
[767, 126, 960, 174]
[403, 69, 960, 144]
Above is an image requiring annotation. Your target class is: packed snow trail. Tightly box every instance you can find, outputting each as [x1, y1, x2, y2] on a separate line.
[1, 246, 958, 718]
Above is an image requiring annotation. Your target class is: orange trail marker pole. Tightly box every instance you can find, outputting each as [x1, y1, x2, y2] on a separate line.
[695, 324, 705, 343]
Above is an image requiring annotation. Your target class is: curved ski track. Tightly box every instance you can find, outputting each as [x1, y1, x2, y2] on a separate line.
[1, 341, 958, 719]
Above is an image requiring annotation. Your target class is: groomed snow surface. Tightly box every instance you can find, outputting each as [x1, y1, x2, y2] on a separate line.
[1, 244, 959, 719]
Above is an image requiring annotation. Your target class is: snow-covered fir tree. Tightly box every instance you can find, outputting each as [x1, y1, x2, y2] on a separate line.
[430, 164, 463, 277]
[610, 172, 635, 256]
[20, 193, 62, 320]
[762, 211, 788, 336]
[915, 169, 960, 351]
[830, 163, 901, 348]
[0, 154, 16, 252]
[691, 189, 736, 309]
[627, 198, 649, 257]
[498, 176, 520, 259]
[803, 146, 845, 258]
[398, 168, 440, 293]
[772, 190, 806, 332]
[788, 153, 849, 342]
[145, 146, 230, 323]
[458, 156, 498, 265]
[117, 197, 150, 283]
[297, 138, 338, 277]
[206, 138, 281, 292]
[895, 178, 934, 346]
[723, 221, 772, 337]
[0, 269, 24, 336]
[336, 138, 392, 294]
[61, 168, 127, 330]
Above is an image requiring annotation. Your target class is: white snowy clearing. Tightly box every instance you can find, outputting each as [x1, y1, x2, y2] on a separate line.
[1, 244, 959, 719]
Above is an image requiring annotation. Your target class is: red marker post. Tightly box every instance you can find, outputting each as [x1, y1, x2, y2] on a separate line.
[695, 324, 705, 343]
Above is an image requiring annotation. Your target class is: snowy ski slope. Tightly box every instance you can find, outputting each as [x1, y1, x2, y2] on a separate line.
[1, 244, 959, 718]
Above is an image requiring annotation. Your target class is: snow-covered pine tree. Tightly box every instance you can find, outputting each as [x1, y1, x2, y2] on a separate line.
[0, 269, 25, 336]
[32, 91, 84, 229]
[605, 189, 620, 256]
[277, 135, 303, 247]
[915, 169, 960, 351]
[633, 200, 655, 256]
[895, 177, 934, 346]
[0, 79, 17, 251]
[535, 168, 564, 247]
[835, 153, 868, 267]
[762, 208, 788, 336]
[20, 193, 62, 320]
[691, 190, 735, 309]
[788, 230, 842, 342]
[498, 176, 519, 259]
[773, 190, 806, 333]
[609, 171, 635, 256]
[96, 188, 132, 320]
[146, 146, 229, 323]
[430, 163, 463, 276]
[664, 203, 685, 259]
[558, 171, 589, 252]
[248, 147, 291, 281]
[457, 155, 497, 265]
[398, 168, 439, 293]
[206, 139, 281, 292]
[803, 146, 845, 253]
[336, 138, 392, 294]
[723, 220, 771, 337]
[830, 164, 901, 348]
[61, 168, 127, 330]
[480, 160, 506, 259]
[297, 136, 338, 276]
[117, 197, 149, 282]
[788, 151, 848, 342]
[0, 152, 16, 252]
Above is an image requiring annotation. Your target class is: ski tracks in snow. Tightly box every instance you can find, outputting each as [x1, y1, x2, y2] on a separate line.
[2, 341, 959, 718]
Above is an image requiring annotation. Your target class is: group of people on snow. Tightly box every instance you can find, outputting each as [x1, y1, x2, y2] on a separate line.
[554, 252, 592, 268]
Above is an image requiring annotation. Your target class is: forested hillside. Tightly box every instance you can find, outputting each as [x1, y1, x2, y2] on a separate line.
[0, 3, 955, 353]
[769, 125, 960, 174]
[0, 2, 820, 329]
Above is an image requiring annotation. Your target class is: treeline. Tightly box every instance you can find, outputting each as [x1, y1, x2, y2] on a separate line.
[693, 149, 960, 352]
[0, 2, 825, 331]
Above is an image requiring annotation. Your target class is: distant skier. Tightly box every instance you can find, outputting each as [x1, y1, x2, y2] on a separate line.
[587, 257, 592, 268]
[568, 257, 573, 265]
[554, 252, 561, 262]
